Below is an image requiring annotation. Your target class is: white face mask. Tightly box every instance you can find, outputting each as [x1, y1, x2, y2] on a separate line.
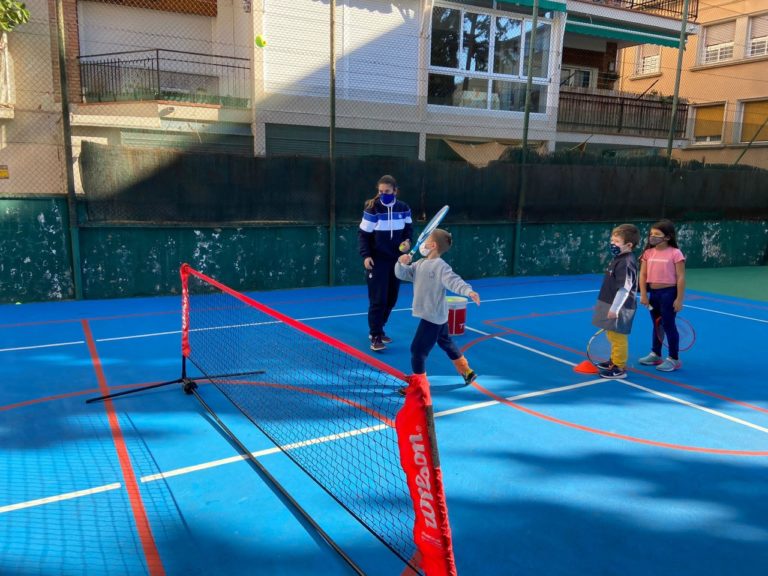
[419, 243, 432, 257]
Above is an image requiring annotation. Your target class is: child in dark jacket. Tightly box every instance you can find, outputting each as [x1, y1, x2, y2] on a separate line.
[592, 223, 640, 379]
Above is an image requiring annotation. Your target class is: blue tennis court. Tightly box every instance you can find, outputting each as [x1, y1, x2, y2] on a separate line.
[2, 272, 768, 575]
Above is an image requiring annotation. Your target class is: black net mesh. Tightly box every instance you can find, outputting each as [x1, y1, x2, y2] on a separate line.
[184, 270, 417, 570]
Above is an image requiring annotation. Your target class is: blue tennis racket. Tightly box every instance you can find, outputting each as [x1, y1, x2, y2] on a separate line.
[408, 205, 449, 256]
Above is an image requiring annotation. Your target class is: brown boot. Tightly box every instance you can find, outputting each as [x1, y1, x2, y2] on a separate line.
[451, 357, 476, 386]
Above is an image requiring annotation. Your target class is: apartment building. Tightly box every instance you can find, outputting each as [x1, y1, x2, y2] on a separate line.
[1, 0, 698, 192]
[619, 0, 768, 168]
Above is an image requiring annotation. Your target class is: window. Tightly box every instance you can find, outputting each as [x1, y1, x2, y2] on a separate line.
[693, 104, 724, 143]
[635, 44, 660, 75]
[561, 66, 596, 88]
[740, 100, 768, 143]
[748, 15, 768, 57]
[702, 22, 735, 64]
[428, 3, 552, 113]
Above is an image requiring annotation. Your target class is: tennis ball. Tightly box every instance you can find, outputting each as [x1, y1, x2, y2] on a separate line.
[254, 35, 267, 48]
[15, 302, 21, 305]
[399, 241, 409, 252]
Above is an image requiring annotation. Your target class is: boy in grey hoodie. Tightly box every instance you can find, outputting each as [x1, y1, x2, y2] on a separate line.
[395, 228, 481, 389]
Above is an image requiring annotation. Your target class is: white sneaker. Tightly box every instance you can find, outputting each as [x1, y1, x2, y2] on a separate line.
[638, 352, 663, 365]
[656, 357, 681, 372]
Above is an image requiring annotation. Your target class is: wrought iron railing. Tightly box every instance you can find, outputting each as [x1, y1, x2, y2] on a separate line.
[78, 49, 251, 108]
[557, 89, 689, 139]
[589, 0, 698, 21]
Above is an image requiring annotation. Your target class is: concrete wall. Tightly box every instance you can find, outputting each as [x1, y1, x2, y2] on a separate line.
[2, 197, 765, 303]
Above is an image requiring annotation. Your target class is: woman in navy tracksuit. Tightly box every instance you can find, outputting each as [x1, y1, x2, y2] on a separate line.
[358, 175, 412, 351]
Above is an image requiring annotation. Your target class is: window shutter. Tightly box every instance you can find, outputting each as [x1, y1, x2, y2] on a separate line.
[741, 100, 768, 143]
[693, 104, 724, 139]
[705, 21, 736, 46]
[641, 44, 660, 57]
[750, 15, 768, 39]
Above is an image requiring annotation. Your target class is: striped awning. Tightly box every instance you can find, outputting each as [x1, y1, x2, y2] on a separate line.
[565, 16, 683, 48]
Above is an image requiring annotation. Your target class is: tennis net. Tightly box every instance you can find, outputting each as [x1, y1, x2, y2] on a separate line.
[180, 264, 456, 576]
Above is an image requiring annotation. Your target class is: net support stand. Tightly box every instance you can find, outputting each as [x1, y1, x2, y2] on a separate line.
[85, 357, 267, 404]
[85, 356, 191, 404]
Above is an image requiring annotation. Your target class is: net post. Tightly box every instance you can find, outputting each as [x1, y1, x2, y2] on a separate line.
[180, 263, 191, 359]
[396, 374, 458, 576]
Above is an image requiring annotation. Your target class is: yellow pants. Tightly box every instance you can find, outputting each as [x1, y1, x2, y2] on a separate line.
[606, 330, 628, 368]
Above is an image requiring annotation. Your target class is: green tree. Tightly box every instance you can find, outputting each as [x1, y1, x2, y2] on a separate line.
[0, 0, 30, 33]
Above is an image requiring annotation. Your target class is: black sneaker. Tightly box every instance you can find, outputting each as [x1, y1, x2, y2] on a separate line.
[369, 334, 393, 344]
[370, 336, 386, 352]
[596, 360, 612, 370]
[599, 364, 627, 379]
[463, 370, 477, 386]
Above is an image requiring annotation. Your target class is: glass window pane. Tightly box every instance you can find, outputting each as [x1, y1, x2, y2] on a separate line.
[462, 12, 490, 72]
[493, 79, 547, 113]
[523, 21, 551, 78]
[431, 7, 461, 68]
[494, 17, 522, 76]
[427, 73, 462, 106]
[428, 73, 493, 109]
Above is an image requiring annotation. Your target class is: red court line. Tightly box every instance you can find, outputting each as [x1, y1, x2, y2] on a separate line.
[471, 381, 768, 456]
[461, 313, 768, 417]
[82, 320, 166, 576]
[0, 309, 179, 330]
[0, 381, 174, 413]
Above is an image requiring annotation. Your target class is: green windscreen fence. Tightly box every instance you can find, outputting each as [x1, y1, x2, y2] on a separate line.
[79, 142, 768, 224]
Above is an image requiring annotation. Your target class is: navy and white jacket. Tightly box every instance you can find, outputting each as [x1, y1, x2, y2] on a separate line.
[358, 198, 413, 260]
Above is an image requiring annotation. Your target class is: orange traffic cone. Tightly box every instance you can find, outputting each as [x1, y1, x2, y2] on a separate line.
[573, 360, 599, 374]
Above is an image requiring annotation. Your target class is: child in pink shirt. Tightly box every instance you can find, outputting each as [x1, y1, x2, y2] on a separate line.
[638, 220, 686, 371]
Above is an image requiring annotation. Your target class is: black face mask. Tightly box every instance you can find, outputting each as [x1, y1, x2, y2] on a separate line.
[609, 244, 622, 256]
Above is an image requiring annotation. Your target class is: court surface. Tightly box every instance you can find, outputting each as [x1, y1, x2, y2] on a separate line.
[2, 269, 768, 575]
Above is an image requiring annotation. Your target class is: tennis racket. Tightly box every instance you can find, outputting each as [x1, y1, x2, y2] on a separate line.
[586, 329, 611, 365]
[654, 315, 696, 352]
[408, 205, 449, 256]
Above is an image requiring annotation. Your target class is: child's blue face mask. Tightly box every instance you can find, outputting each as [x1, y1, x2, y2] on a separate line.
[380, 193, 395, 204]
[609, 243, 622, 256]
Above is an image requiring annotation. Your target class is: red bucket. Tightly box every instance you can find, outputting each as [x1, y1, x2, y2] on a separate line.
[447, 296, 468, 336]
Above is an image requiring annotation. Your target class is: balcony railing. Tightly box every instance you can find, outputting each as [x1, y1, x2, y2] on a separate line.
[590, 0, 698, 21]
[557, 89, 689, 139]
[78, 49, 251, 109]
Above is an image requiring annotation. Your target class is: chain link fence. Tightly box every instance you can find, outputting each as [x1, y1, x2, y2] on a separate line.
[1, 0, 766, 303]
[3, 1, 765, 206]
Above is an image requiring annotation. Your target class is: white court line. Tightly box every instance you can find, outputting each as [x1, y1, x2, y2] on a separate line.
[481, 289, 598, 304]
[0, 340, 85, 353]
[684, 305, 768, 324]
[141, 424, 388, 483]
[0, 289, 600, 350]
[435, 380, 605, 418]
[465, 326, 577, 367]
[467, 324, 768, 435]
[619, 381, 768, 435]
[0, 382, 597, 513]
[0, 483, 121, 514]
